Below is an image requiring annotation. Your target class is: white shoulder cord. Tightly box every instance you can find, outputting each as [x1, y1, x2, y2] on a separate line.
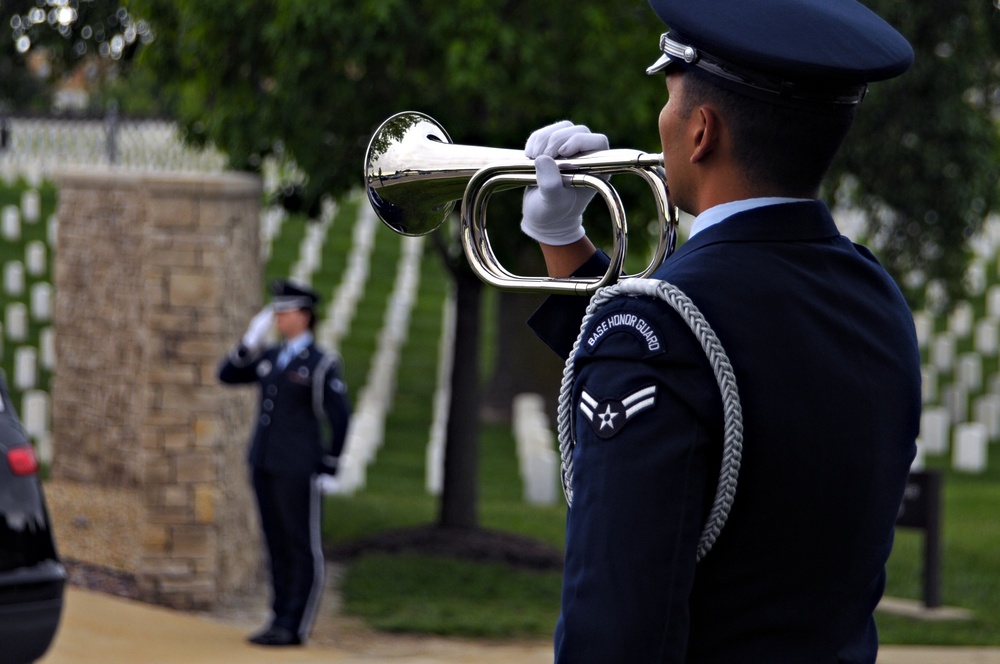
[312, 351, 340, 421]
[556, 279, 744, 561]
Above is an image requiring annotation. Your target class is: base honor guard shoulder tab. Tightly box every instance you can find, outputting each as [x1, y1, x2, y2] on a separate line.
[583, 302, 666, 359]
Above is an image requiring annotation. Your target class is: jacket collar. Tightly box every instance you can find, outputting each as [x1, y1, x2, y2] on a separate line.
[667, 200, 841, 264]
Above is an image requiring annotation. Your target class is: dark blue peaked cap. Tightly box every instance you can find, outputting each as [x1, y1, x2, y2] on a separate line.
[646, 0, 913, 106]
[269, 278, 319, 311]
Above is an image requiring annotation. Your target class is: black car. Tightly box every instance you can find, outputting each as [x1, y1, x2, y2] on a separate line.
[0, 375, 65, 663]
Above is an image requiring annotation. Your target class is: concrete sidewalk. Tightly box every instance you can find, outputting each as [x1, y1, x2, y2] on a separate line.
[39, 587, 1000, 664]
[39, 588, 553, 664]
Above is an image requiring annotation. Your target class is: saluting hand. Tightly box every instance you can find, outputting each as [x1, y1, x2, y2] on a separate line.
[242, 306, 274, 353]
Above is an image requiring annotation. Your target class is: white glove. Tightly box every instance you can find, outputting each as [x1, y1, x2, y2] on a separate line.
[316, 474, 341, 496]
[241, 306, 273, 352]
[521, 121, 609, 245]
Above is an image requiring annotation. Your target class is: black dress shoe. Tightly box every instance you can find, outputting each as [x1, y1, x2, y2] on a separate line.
[247, 625, 302, 646]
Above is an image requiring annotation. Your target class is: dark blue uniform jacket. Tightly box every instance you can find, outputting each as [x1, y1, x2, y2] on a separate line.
[218, 341, 351, 477]
[530, 200, 921, 664]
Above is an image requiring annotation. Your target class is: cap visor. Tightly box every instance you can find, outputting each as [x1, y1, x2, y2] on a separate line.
[646, 53, 675, 75]
[271, 298, 310, 312]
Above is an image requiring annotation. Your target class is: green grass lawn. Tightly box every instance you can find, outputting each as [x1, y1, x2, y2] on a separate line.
[880, 458, 1000, 644]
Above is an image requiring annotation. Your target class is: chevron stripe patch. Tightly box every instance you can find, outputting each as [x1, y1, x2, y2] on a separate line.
[580, 385, 657, 439]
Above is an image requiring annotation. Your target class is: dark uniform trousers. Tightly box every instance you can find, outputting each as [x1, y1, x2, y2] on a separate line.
[529, 201, 922, 664]
[219, 340, 350, 639]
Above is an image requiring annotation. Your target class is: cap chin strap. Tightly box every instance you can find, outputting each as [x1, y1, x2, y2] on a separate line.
[557, 278, 744, 562]
[651, 32, 868, 106]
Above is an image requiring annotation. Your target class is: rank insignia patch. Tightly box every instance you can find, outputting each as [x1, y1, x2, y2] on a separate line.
[579, 385, 657, 439]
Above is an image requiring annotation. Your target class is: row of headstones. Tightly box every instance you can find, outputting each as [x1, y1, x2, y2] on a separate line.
[3, 189, 42, 224]
[341, 236, 420, 492]
[2, 327, 54, 386]
[912, 279, 1000, 474]
[0, 118, 229, 174]
[1, 189, 55, 457]
[289, 202, 336, 286]
[336, 226, 425, 495]
[423, 308, 567, 510]
[260, 206, 285, 262]
[4, 287, 54, 330]
[317, 199, 377, 352]
[425, 294, 455, 497]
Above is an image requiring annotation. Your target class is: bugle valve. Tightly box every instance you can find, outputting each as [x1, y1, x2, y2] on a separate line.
[364, 111, 678, 294]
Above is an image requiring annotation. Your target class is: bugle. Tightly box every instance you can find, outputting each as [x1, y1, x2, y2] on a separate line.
[363, 111, 678, 294]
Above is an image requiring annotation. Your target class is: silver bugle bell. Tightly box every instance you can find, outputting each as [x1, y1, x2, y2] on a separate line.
[363, 111, 678, 294]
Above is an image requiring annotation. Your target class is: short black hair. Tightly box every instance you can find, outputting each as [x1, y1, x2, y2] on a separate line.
[679, 69, 856, 196]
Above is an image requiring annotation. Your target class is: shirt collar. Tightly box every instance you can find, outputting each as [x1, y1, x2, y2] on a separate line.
[284, 331, 313, 357]
[689, 197, 813, 238]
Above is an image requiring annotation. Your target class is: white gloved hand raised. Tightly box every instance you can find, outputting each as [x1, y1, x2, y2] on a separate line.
[520, 120, 609, 245]
[241, 306, 274, 352]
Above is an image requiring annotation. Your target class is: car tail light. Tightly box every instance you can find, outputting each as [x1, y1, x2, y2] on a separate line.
[7, 446, 39, 476]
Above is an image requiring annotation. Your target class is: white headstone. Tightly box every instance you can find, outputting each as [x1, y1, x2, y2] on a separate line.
[35, 433, 53, 466]
[5, 302, 27, 341]
[988, 285, 1000, 319]
[921, 366, 938, 404]
[47, 215, 58, 246]
[3, 261, 24, 296]
[25, 241, 46, 276]
[912, 311, 932, 349]
[948, 302, 973, 338]
[1, 205, 20, 241]
[524, 447, 559, 506]
[39, 327, 54, 370]
[975, 319, 999, 356]
[14, 346, 36, 390]
[911, 440, 926, 471]
[22, 390, 49, 438]
[425, 442, 443, 496]
[952, 422, 988, 473]
[974, 393, 1000, 442]
[957, 353, 983, 392]
[29, 282, 52, 322]
[931, 333, 956, 372]
[21, 189, 40, 223]
[944, 384, 969, 424]
[920, 407, 950, 455]
[965, 261, 986, 296]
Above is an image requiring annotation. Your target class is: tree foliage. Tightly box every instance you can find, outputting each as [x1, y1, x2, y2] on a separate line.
[831, 0, 1000, 308]
[121, 0, 1000, 309]
[0, 0, 149, 112]
[123, 0, 664, 206]
[114, 0, 1000, 530]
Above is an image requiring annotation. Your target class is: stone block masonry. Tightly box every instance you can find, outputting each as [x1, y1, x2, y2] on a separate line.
[52, 169, 264, 610]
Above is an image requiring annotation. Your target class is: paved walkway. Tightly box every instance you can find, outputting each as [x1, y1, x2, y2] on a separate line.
[39, 588, 552, 664]
[38, 587, 1000, 664]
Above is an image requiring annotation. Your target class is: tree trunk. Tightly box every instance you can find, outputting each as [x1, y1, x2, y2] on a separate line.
[437, 265, 483, 529]
[482, 243, 567, 425]
[482, 289, 566, 425]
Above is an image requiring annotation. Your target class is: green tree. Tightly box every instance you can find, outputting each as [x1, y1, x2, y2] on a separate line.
[118, 0, 999, 533]
[0, 0, 149, 113]
[831, 0, 1000, 309]
[123, 0, 666, 531]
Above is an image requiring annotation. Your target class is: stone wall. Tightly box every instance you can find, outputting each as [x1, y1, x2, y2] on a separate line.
[51, 169, 263, 609]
